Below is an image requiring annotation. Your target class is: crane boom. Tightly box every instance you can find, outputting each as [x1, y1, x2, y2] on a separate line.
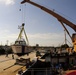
[21, 0, 76, 32]
[21, 0, 76, 52]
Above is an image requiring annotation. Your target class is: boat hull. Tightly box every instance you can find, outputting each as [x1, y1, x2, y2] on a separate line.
[11, 45, 31, 56]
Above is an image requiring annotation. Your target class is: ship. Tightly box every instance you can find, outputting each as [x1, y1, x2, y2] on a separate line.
[19, 0, 76, 75]
[11, 23, 31, 56]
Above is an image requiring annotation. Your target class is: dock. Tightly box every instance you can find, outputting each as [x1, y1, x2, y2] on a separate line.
[0, 51, 76, 75]
[0, 51, 36, 75]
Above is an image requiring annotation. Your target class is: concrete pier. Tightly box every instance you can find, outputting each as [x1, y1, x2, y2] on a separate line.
[0, 52, 36, 75]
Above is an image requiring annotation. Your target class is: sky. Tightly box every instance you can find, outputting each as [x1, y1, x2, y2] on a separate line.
[0, 0, 76, 46]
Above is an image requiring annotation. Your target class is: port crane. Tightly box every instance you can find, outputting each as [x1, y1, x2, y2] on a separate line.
[17, 23, 29, 45]
[21, 0, 76, 51]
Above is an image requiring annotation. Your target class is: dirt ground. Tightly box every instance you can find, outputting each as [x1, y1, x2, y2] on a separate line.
[0, 52, 74, 75]
[0, 52, 36, 75]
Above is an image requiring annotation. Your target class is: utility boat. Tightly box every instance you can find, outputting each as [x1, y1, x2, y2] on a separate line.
[12, 23, 31, 56]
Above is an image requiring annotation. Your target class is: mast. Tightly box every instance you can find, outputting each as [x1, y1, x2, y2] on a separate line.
[64, 29, 67, 45]
[18, 23, 29, 45]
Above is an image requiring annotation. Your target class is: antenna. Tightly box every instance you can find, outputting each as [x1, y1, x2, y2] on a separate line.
[64, 29, 67, 45]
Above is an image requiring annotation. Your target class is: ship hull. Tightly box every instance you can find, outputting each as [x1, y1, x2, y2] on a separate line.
[11, 45, 31, 56]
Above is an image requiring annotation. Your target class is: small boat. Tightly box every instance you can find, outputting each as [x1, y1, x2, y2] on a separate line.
[11, 23, 31, 56]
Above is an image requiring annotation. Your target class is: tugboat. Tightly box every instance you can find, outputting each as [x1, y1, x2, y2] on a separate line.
[12, 23, 31, 56]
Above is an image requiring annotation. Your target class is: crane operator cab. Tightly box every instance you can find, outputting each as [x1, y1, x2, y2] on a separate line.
[72, 33, 76, 52]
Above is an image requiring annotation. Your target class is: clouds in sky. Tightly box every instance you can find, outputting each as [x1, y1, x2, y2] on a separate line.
[28, 33, 64, 40]
[28, 33, 65, 46]
[0, 0, 15, 5]
[0, 29, 64, 46]
[0, 29, 18, 45]
[0, 28, 72, 46]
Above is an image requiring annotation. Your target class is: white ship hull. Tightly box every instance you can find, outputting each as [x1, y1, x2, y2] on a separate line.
[12, 45, 31, 56]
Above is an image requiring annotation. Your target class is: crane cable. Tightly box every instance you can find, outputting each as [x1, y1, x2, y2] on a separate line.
[19, 4, 26, 24]
[19, 4, 29, 45]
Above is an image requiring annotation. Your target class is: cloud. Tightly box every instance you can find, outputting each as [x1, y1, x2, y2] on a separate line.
[0, 30, 71, 46]
[0, 29, 18, 45]
[28, 33, 64, 40]
[0, 0, 15, 5]
[27, 33, 67, 46]
[27, 33, 72, 46]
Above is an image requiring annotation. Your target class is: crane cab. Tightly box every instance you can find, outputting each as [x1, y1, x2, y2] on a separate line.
[72, 33, 76, 52]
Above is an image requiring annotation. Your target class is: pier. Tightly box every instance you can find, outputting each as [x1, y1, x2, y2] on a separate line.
[0, 52, 36, 75]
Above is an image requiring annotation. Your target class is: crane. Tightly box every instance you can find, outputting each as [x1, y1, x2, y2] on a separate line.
[18, 23, 29, 45]
[21, 0, 76, 51]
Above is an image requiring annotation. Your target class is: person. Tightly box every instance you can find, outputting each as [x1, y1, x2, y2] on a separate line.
[5, 50, 8, 57]
[12, 53, 14, 59]
[5, 45, 8, 57]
